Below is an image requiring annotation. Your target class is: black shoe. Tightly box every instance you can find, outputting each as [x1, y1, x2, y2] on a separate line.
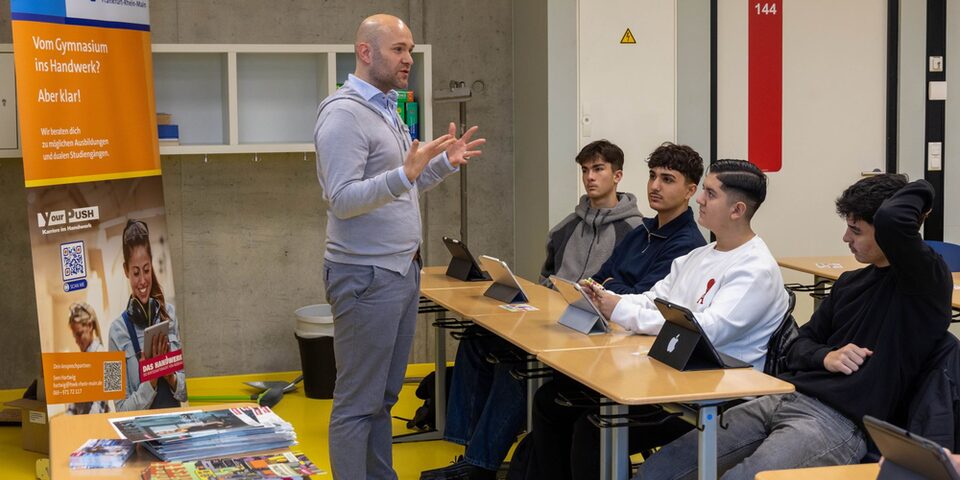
[420, 456, 496, 480]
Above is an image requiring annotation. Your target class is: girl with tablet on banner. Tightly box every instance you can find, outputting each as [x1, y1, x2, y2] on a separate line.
[108, 219, 187, 411]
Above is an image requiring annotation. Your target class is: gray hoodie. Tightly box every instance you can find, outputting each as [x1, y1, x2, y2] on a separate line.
[540, 192, 644, 286]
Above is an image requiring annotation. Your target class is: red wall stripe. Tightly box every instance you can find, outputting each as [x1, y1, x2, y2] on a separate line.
[748, 1, 783, 172]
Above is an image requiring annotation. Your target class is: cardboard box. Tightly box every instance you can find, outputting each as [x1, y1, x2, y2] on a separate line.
[4, 397, 49, 454]
[156, 112, 172, 125]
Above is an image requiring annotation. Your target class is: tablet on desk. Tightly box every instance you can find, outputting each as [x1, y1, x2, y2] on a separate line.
[649, 298, 750, 371]
[864, 415, 960, 480]
[478, 255, 529, 303]
[442, 236, 490, 281]
[550, 276, 610, 335]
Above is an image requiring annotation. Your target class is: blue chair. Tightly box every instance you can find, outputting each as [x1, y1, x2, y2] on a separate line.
[926, 240, 960, 272]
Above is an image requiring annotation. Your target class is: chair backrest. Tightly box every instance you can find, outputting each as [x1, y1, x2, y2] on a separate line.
[764, 288, 799, 376]
[926, 240, 960, 272]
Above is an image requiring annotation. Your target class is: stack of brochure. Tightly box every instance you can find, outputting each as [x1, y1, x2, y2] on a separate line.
[140, 451, 324, 479]
[109, 406, 296, 462]
[69, 438, 135, 469]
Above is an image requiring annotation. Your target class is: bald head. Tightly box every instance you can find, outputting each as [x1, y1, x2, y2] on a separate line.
[353, 14, 415, 93]
[356, 14, 410, 49]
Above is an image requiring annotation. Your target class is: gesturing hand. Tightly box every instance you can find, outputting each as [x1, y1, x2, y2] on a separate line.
[403, 134, 455, 183]
[823, 343, 873, 375]
[444, 122, 485, 167]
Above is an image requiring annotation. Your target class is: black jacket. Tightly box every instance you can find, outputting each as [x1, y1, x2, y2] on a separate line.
[902, 333, 960, 452]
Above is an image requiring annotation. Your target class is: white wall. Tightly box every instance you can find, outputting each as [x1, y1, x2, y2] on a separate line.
[577, 0, 677, 205]
[945, 0, 960, 243]
[898, 0, 927, 183]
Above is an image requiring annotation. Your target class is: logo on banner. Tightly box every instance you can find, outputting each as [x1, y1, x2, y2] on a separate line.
[38, 206, 100, 234]
[60, 240, 88, 292]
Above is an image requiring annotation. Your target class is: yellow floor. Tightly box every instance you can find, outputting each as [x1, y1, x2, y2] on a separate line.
[0, 363, 469, 479]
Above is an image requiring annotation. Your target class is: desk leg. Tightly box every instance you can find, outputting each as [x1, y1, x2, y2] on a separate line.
[813, 274, 828, 311]
[697, 405, 718, 480]
[434, 311, 447, 434]
[393, 298, 446, 443]
[599, 402, 629, 480]
[526, 359, 543, 432]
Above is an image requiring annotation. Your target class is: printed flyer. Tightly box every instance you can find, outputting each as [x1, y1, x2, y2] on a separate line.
[10, 0, 187, 417]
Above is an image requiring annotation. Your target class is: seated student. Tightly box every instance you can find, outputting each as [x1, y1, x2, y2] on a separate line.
[419, 141, 667, 480]
[539, 139, 644, 287]
[525, 159, 789, 480]
[636, 175, 952, 480]
[591, 142, 708, 294]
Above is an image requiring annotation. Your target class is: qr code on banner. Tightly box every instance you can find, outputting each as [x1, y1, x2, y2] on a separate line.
[60, 240, 86, 281]
[103, 361, 122, 393]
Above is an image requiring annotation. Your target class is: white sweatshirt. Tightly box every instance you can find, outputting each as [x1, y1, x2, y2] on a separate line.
[610, 235, 788, 370]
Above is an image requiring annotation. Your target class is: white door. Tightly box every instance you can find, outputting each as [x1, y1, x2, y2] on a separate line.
[578, 0, 677, 209]
[718, 0, 887, 258]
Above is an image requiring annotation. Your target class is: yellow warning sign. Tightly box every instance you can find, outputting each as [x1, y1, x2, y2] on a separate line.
[620, 28, 636, 44]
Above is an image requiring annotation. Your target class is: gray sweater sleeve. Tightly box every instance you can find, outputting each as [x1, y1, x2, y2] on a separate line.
[415, 152, 458, 193]
[315, 107, 410, 220]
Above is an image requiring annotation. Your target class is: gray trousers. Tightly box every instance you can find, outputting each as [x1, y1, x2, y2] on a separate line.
[324, 258, 421, 480]
[635, 392, 867, 480]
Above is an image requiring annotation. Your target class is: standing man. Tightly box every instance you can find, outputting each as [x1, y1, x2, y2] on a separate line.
[314, 14, 485, 480]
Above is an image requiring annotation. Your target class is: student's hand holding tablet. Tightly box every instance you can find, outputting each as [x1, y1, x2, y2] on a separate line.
[578, 279, 620, 320]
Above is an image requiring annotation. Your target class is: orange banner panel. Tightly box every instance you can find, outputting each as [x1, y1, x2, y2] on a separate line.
[12, 21, 159, 186]
[41, 351, 126, 404]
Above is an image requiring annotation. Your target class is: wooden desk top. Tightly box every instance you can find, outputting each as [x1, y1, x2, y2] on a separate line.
[779, 257, 960, 308]
[777, 255, 866, 281]
[420, 265, 493, 291]
[50, 403, 258, 478]
[472, 311, 653, 354]
[754, 463, 879, 479]
[537, 345, 794, 405]
[420, 281, 569, 320]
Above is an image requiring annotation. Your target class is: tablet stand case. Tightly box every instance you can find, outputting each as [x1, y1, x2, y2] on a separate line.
[557, 305, 606, 335]
[649, 322, 722, 371]
[445, 256, 489, 282]
[878, 461, 935, 480]
[483, 282, 528, 304]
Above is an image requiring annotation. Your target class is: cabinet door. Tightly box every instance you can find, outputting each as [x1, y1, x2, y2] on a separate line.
[0, 53, 17, 150]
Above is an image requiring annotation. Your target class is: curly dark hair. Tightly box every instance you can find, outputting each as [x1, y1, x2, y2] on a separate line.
[709, 159, 767, 219]
[575, 139, 625, 172]
[647, 142, 704, 185]
[835, 174, 908, 224]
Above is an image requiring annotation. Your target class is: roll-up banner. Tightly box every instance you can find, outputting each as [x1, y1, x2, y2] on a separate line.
[10, 0, 188, 418]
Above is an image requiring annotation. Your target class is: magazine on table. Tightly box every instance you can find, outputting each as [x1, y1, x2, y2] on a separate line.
[69, 438, 135, 469]
[110, 406, 297, 462]
[109, 408, 259, 443]
[140, 450, 324, 479]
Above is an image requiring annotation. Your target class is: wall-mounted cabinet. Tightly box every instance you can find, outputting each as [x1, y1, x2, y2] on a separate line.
[0, 46, 19, 158]
[0, 43, 433, 157]
[152, 44, 433, 155]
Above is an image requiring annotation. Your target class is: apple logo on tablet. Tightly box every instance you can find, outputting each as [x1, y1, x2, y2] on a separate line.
[667, 334, 680, 353]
